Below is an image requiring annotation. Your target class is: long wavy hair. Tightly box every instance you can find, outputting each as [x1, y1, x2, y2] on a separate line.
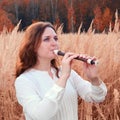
[15, 22, 59, 78]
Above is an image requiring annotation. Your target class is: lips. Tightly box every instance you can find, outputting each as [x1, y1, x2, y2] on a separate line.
[51, 48, 58, 51]
[51, 49, 58, 55]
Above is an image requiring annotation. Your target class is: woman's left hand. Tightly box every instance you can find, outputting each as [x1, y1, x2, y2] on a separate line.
[79, 54, 101, 85]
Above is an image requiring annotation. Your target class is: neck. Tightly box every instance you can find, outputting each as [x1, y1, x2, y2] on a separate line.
[34, 59, 51, 72]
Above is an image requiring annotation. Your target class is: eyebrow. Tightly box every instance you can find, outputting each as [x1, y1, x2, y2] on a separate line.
[44, 36, 50, 37]
[43, 35, 57, 37]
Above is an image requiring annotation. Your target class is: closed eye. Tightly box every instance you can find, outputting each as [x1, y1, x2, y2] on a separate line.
[54, 36, 58, 41]
[43, 36, 58, 42]
[43, 37, 50, 41]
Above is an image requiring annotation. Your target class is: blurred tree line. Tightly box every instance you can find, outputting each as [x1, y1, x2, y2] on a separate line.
[0, 0, 120, 33]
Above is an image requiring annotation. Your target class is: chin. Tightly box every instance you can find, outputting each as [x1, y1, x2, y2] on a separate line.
[48, 55, 56, 60]
[51, 56, 56, 60]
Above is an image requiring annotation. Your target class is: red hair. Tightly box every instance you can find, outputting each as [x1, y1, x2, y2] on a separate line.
[15, 22, 59, 77]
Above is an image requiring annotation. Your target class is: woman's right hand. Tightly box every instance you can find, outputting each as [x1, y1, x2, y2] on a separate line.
[56, 52, 79, 88]
[61, 52, 79, 79]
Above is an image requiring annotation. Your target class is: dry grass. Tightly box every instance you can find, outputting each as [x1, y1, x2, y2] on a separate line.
[0, 19, 120, 120]
[0, 22, 24, 120]
[58, 25, 120, 120]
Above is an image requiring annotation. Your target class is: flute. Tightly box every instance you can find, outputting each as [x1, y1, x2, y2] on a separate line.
[54, 50, 99, 65]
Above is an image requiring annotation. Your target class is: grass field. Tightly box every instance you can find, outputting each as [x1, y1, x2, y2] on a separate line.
[0, 21, 120, 120]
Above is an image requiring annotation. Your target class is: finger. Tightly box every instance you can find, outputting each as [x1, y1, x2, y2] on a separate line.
[67, 54, 79, 62]
[62, 54, 79, 64]
[63, 52, 74, 59]
[79, 54, 96, 60]
[79, 54, 86, 58]
[91, 56, 97, 60]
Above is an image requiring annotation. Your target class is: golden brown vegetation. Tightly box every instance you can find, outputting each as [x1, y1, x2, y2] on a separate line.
[0, 20, 120, 120]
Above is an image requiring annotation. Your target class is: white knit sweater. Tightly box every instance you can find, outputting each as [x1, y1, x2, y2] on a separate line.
[15, 68, 107, 120]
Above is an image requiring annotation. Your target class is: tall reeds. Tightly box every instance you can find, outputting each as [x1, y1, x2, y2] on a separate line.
[0, 14, 120, 119]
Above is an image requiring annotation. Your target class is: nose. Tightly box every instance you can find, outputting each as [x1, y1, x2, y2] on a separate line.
[51, 38, 58, 46]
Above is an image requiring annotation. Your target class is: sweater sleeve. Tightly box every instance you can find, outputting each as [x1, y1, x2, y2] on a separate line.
[70, 70, 107, 103]
[15, 76, 65, 120]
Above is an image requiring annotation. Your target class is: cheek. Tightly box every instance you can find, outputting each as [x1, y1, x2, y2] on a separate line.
[57, 44, 59, 49]
[37, 45, 48, 56]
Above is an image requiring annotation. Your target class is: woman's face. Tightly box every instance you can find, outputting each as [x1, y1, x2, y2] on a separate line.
[37, 27, 59, 61]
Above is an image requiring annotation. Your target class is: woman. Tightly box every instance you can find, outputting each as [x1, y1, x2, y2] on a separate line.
[15, 21, 107, 120]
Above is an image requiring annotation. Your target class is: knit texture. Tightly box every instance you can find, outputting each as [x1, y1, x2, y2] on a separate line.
[15, 68, 107, 120]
